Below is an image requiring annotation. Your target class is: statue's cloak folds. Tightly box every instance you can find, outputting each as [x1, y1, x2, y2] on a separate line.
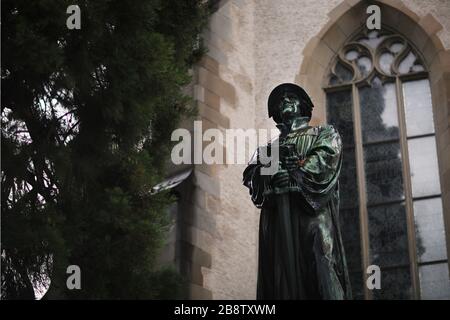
[243, 125, 352, 300]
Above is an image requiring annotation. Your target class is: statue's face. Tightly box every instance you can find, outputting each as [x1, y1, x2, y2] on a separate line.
[279, 92, 301, 123]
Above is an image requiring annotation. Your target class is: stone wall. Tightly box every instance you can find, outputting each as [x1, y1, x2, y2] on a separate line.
[181, 0, 259, 299]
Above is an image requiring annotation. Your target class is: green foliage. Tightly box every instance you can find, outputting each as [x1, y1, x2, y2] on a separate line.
[1, 0, 209, 299]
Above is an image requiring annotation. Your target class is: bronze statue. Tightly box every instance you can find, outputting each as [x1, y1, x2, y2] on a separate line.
[243, 83, 351, 300]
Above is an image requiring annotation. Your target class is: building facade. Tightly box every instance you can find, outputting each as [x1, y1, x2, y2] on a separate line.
[163, 0, 450, 299]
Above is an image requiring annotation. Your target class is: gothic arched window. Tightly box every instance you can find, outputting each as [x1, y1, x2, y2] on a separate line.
[325, 28, 449, 299]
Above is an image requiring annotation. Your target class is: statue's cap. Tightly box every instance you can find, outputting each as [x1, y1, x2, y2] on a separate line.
[268, 83, 314, 123]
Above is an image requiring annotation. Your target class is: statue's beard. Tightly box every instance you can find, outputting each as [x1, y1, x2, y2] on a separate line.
[278, 113, 310, 136]
[281, 110, 299, 125]
[278, 115, 296, 137]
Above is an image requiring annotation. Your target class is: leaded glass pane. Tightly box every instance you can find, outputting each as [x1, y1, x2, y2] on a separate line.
[358, 30, 385, 48]
[368, 202, 409, 268]
[407, 136, 441, 198]
[412, 64, 425, 72]
[345, 50, 358, 61]
[379, 53, 394, 75]
[357, 56, 372, 76]
[326, 90, 354, 147]
[403, 79, 435, 137]
[332, 61, 353, 84]
[399, 51, 418, 74]
[340, 207, 361, 272]
[349, 271, 364, 300]
[359, 82, 399, 144]
[329, 75, 339, 86]
[340, 148, 358, 208]
[414, 197, 447, 263]
[390, 42, 404, 53]
[373, 267, 412, 300]
[419, 263, 450, 300]
[364, 142, 404, 205]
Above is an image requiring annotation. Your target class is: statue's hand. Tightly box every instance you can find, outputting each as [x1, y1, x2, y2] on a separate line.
[272, 169, 290, 188]
[284, 155, 300, 173]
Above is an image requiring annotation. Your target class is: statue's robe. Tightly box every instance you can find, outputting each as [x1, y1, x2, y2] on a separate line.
[243, 124, 352, 300]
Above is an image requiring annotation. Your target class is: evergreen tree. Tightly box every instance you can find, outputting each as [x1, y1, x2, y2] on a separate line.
[1, 0, 209, 299]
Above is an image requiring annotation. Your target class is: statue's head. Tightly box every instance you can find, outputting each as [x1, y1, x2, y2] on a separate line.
[268, 83, 314, 125]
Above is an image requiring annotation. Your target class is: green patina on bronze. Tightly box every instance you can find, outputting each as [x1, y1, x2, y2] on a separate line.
[243, 83, 352, 300]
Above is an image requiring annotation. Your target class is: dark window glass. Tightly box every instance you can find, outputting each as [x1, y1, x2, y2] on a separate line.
[373, 267, 412, 300]
[359, 81, 400, 144]
[340, 207, 361, 272]
[334, 61, 354, 83]
[364, 142, 404, 205]
[349, 271, 364, 300]
[326, 90, 354, 147]
[368, 202, 409, 268]
[340, 148, 358, 209]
